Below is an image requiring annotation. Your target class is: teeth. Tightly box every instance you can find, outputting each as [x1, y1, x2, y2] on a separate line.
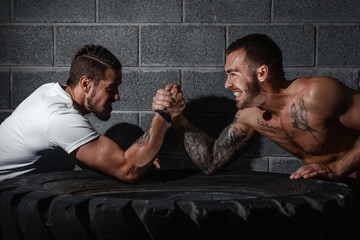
[234, 92, 241, 97]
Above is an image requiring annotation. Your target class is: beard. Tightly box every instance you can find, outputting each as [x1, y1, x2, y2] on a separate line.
[86, 89, 112, 121]
[236, 75, 261, 110]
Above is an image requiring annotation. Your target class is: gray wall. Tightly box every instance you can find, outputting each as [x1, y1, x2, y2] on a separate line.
[0, 0, 359, 174]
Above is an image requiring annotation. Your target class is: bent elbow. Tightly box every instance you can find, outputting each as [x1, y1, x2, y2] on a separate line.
[118, 172, 141, 184]
[113, 164, 142, 184]
[201, 165, 219, 175]
[122, 175, 139, 184]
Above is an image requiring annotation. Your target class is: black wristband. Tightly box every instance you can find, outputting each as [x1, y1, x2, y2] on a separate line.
[155, 110, 171, 123]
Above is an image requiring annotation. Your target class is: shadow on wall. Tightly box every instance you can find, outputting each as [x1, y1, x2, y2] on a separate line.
[105, 122, 145, 151]
[104, 96, 262, 169]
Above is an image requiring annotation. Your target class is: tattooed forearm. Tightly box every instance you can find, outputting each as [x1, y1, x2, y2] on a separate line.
[182, 123, 251, 174]
[136, 128, 151, 146]
[212, 126, 250, 171]
[291, 96, 320, 141]
[183, 132, 213, 172]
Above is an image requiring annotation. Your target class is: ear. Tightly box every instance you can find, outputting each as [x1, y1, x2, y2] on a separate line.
[256, 65, 269, 83]
[79, 76, 91, 93]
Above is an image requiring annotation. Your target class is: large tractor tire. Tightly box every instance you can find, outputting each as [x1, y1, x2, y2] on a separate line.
[0, 169, 357, 240]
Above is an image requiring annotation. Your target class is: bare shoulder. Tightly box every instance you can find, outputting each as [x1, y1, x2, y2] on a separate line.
[233, 107, 262, 127]
[293, 76, 344, 92]
[295, 76, 354, 117]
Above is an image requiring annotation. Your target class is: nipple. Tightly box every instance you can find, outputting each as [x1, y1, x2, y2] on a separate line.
[263, 111, 272, 121]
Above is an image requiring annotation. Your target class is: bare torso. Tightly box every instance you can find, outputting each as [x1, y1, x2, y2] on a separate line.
[236, 77, 360, 176]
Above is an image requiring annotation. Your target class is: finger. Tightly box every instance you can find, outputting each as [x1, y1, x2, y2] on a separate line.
[170, 85, 182, 95]
[153, 158, 161, 168]
[290, 166, 313, 179]
[155, 88, 172, 98]
[173, 91, 184, 102]
[292, 166, 326, 179]
[151, 103, 166, 111]
[153, 95, 175, 108]
[303, 169, 329, 179]
[290, 167, 305, 179]
[165, 84, 177, 91]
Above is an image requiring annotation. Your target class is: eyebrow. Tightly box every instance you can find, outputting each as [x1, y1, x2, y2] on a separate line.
[226, 68, 238, 74]
[106, 81, 121, 88]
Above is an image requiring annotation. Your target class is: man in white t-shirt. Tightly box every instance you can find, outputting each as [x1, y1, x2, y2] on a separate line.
[0, 45, 184, 183]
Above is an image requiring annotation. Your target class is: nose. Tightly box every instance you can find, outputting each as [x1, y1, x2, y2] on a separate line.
[224, 76, 232, 89]
[114, 92, 120, 102]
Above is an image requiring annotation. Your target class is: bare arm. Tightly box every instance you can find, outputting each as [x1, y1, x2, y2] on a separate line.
[74, 87, 175, 183]
[74, 113, 168, 183]
[172, 113, 258, 174]
[290, 77, 360, 180]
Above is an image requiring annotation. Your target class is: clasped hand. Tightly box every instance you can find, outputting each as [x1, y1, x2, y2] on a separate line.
[152, 84, 185, 118]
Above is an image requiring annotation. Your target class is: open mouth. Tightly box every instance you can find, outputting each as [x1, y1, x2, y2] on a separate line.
[234, 92, 241, 97]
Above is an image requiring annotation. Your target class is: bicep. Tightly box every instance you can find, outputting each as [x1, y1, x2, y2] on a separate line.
[74, 135, 127, 177]
[305, 78, 360, 129]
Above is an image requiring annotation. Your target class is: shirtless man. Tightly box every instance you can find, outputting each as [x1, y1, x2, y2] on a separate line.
[153, 34, 360, 182]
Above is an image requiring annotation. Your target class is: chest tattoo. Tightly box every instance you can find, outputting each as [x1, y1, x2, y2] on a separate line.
[257, 119, 288, 145]
[290, 96, 320, 141]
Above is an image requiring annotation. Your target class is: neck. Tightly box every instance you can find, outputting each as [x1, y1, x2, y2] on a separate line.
[64, 86, 89, 115]
[257, 77, 292, 114]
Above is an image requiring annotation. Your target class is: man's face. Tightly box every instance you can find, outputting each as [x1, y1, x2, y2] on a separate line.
[86, 68, 122, 121]
[224, 49, 260, 110]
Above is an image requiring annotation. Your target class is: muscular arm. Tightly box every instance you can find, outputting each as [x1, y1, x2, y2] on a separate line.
[74, 113, 168, 183]
[290, 77, 360, 180]
[172, 113, 258, 174]
[328, 92, 360, 178]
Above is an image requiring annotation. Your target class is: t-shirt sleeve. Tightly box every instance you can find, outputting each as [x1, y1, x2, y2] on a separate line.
[47, 113, 100, 154]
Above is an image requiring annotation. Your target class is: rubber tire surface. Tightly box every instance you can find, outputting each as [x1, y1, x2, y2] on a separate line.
[0, 169, 357, 240]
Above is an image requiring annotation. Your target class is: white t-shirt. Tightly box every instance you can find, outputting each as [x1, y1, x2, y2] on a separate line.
[0, 83, 100, 181]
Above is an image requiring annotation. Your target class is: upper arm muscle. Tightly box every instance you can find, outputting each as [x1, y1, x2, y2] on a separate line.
[75, 135, 127, 177]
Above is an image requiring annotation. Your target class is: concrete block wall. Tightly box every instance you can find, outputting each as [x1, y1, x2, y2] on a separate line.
[0, 0, 359, 174]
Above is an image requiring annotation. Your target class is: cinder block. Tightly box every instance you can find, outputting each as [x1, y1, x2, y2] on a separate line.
[114, 69, 180, 110]
[99, 0, 182, 23]
[285, 68, 359, 90]
[228, 25, 315, 67]
[12, 70, 68, 107]
[182, 70, 235, 112]
[269, 157, 304, 174]
[86, 112, 138, 136]
[14, 0, 95, 23]
[0, 71, 10, 109]
[318, 26, 360, 67]
[141, 26, 225, 66]
[273, 0, 360, 23]
[185, 0, 271, 23]
[0, 0, 10, 22]
[0, 26, 53, 65]
[55, 26, 138, 67]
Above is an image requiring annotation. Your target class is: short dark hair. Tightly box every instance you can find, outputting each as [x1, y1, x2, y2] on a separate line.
[226, 34, 284, 77]
[67, 45, 122, 87]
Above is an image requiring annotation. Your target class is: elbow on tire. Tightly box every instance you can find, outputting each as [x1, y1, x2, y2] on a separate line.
[113, 164, 141, 184]
[201, 165, 219, 175]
